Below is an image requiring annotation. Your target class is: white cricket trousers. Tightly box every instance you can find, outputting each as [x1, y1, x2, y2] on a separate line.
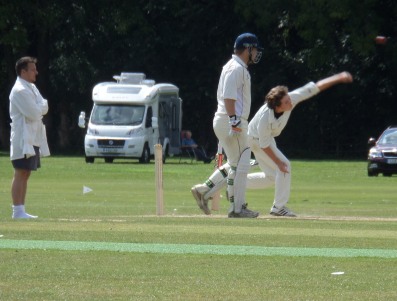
[247, 136, 291, 208]
[213, 114, 250, 212]
[213, 114, 249, 166]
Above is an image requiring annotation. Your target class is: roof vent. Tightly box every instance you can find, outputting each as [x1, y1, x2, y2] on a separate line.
[113, 73, 146, 84]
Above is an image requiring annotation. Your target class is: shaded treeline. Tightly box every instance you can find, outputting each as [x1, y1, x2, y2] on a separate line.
[1, 0, 396, 158]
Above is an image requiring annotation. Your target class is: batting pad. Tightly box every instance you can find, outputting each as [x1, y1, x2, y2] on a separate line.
[204, 163, 229, 200]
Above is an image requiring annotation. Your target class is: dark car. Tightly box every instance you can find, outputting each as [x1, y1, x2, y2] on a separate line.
[367, 126, 397, 176]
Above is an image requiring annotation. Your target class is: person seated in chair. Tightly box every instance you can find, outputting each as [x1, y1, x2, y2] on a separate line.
[181, 131, 213, 163]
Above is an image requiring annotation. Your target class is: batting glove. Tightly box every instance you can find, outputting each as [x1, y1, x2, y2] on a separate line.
[229, 115, 242, 136]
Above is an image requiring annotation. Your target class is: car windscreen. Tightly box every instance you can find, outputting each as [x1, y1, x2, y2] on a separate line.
[91, 104, 145, 125]
[379, 129, 397, 145]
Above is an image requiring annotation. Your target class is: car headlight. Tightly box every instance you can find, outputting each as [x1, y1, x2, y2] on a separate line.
[126, 127, 144, 136]
[369, 148, 383, 159]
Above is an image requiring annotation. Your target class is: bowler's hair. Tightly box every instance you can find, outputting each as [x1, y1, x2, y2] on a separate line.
[265, 85, 289, 110]
[15, 56, 37, 76]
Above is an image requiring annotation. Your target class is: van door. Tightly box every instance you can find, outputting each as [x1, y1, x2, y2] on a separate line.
[158, 94, 181, 154]
[145, 106, 155, 154]
[169, 96, 182, 150]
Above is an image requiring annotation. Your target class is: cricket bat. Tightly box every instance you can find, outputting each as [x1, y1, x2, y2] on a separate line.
[211, 143, 223, 211]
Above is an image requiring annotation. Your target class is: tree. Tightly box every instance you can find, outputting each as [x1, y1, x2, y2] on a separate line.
[1, 0, 396, 158]
[236, 0, 397, 157]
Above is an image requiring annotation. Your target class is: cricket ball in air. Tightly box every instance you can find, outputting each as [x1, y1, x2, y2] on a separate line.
[375, 36, 387, 45]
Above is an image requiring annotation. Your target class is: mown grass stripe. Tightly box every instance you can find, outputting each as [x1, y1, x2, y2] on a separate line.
[1, 239, 397, 258]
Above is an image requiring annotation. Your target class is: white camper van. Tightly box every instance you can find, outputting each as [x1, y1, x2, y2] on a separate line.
[78, 73, 182, 163]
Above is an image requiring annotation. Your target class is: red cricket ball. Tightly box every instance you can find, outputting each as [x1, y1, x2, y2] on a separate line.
[375, 36, 388, 45]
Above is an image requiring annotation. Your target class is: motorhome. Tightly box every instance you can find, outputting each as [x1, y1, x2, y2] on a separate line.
[78, 73, 182, 163]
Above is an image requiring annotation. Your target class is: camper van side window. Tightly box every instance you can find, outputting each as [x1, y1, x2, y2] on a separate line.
[145, 106, 153, 128]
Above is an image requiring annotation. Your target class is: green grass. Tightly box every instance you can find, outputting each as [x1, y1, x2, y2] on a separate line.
[0, 155, 396, 300]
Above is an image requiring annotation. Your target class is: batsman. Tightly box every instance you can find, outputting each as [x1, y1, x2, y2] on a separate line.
[192, 71, 353, 216]
[191, 32, 263, 218]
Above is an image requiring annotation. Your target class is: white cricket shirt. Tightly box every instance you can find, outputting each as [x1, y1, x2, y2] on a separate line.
[248, 82, 320, 148]
[216, 55, 251, 120]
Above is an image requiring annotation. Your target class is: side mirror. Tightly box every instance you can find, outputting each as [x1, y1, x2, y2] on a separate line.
[152, 117, 158, 129]
[368, 137, 376, 146]
[78, 111, 86, 128]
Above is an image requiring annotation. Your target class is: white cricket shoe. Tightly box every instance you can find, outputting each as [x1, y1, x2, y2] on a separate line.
[270, 206, 297, 217]
[191, 184, 211, 215]
[12, 212, 38, 219]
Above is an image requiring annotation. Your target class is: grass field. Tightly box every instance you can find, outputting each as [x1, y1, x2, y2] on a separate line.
[0, 154, 396, 300]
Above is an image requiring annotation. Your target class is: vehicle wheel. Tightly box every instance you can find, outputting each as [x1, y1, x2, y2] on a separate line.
[104, 157, 114, 163]
[383, 173, 392, 177]
[139, 143, 150, 164]
[85, 156, 95, 163]
[162, 145, 169, 164]
[367, 170, 378, 177]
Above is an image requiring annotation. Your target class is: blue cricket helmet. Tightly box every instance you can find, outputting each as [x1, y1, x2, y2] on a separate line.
[234, 33, 263, 64]
[234, 33, 263, 51]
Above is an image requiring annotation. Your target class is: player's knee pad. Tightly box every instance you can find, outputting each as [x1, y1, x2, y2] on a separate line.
[247, 172, 275, 189]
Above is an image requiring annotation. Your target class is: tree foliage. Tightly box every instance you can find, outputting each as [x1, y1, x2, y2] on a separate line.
[1, 0, 396, 158]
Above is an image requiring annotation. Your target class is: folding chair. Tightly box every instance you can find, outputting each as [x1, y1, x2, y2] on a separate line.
[179, 130, 198, 163]
[179, 129, 213, 164]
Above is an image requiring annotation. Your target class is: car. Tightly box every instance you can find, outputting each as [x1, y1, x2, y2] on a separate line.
[367, 125, 397, 176]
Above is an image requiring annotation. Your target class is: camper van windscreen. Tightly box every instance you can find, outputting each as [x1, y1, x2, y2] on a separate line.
[107, 87, 142, 94]
[91, 104, 145, 126]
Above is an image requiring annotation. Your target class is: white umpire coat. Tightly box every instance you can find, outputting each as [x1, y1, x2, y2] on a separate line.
[9, 77, 50, 160]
